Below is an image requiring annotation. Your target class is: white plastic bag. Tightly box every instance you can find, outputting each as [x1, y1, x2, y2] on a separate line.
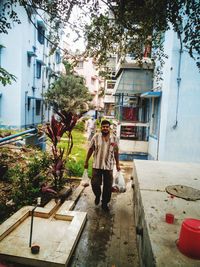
[112, 171, 126, 193]
[81, 169, 90, 187]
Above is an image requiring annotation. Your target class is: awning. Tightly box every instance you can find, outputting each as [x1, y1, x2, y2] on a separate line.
[37, 20, 46, 29]
[36, 59, 46, 66]
[27, 51, 37, 57]
[113, 69, 153, 95]
[140, 91, 162, 98]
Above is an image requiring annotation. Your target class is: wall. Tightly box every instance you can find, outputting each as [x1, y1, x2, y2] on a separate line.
[0, 3, 63, 128]
[0, 4, 25, 127]
[149, 27, 200, 162]
[74, 58, 104, 110]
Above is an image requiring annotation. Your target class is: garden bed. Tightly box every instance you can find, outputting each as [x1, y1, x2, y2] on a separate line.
[0, 144, 82, 224]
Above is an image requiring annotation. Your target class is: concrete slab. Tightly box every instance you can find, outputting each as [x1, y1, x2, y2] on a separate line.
[0, 198, 87, 266]
[134, 160, 200, 267]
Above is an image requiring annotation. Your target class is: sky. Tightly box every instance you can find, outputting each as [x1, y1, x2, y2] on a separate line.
[64, 6, 90, 52]
[64, 1, 107, 53]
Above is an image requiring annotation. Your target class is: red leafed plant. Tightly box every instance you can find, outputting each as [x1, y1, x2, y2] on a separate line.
[45, 111, 78, 189]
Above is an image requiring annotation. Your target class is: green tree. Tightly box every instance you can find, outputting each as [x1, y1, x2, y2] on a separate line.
[84, 1, 200, 70]
[1, 0, 199, 74]
[44, 61, 91, 114]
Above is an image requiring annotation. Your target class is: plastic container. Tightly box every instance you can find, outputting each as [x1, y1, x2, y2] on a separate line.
[165, 213, 174, 224]
[165, 194, 175, 224]
[177, 218, 200, 259]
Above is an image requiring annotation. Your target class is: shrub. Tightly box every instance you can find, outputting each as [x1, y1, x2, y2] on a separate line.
[7, 152, 52, 209]
[74, 120, 85, 132]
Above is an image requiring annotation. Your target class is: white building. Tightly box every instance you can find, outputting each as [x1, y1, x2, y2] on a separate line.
[74, 57, 104, 117]
[110, 25, 200, 163]
[104, 55, 117, 117]
[144, 27, 200, 162]
[0, 2, 63, 128]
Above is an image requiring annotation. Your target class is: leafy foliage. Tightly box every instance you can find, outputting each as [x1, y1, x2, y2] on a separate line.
[74, 120, 85, 132]
[44, 61, 91, 114]
[84, 0, 200, 70]
[45, 111, 78, 189]
[1, 0, 199, 80]
[6, 152, 52, 208]
[0, 66, 16, 86]
[63, 128, 92, 177]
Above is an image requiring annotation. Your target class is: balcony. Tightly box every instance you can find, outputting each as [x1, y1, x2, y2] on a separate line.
[116, 56, 154, 77]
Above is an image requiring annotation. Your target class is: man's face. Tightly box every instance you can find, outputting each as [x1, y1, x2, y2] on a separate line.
[101, 124, 110, 136]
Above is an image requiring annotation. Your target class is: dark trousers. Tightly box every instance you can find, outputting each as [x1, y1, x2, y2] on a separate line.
[91, 168, 113, 205]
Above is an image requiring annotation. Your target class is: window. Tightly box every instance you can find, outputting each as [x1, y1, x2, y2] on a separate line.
[37, 24, 45, 44]
[36, 100, 41, 115]
[91, 77, 95, 85]
[151, 98, 160, 136]
[27, 54, 31, 67]
[28, 98, 31, 111]
[44, 102, 48, 110]
[0, 46, 3, 67]
[55, 51, 61, 64]
[46, 68, 49, 78]
[36, 61, 42, 79]
[107, 82, 115, 89]
[77, 61, 83, 68]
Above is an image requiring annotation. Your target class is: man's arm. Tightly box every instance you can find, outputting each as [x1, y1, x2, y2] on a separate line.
[84, 146, 94, 169]
[114, 146, 120, 171]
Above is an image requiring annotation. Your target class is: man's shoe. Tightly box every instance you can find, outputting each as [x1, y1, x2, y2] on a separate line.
[101, 204, 109, 212]
[95, 196, 100, 205]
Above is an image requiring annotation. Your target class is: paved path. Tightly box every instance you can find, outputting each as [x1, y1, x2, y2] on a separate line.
[68, 162, 139, 267]
[0, 162, 139, 267]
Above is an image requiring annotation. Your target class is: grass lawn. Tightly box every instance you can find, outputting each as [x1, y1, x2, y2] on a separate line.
[59, 129, 92, 178]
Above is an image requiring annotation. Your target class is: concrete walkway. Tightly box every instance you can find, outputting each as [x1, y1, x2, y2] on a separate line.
[68, 161, 139, 267]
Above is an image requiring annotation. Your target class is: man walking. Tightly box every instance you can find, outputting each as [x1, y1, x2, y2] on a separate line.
[84, 120, 120, 211]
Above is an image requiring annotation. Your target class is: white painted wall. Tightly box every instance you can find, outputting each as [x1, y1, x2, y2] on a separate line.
[74, 58, 104, 110]
[0, 3, 63, 128]
[149, 28, 200, 162]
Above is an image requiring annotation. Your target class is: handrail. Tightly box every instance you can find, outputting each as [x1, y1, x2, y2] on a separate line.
[0, 128, 37, 144]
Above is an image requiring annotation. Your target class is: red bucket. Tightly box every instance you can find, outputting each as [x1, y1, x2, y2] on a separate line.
[177, 218, 200, 259]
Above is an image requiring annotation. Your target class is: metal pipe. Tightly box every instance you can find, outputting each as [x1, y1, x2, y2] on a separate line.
[25, 91, 28, 129]
[0, 137, 23, 146]
[29, 197, 41, 247]
[172, 33, 183, 129]
[29, 204, 38, 247]
[0, 128, 37, 143]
